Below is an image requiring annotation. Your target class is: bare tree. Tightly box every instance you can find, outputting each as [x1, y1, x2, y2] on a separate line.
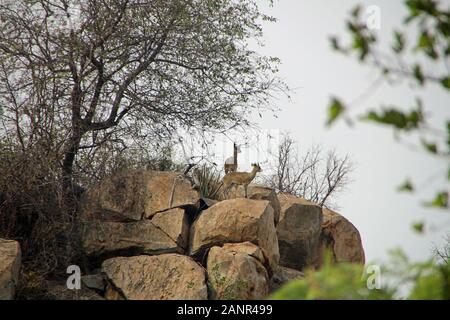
[0, 0, 286, 279]
[0, 0, 285, 197]
[263, 134, 353, 208]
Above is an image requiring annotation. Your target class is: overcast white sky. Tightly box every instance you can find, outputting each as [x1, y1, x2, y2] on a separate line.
[244, 0, 450, 264]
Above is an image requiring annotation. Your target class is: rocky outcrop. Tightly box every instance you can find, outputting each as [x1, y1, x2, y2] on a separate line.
[269, 266, 304, 292]
[207, 242, 269, 300]
[276, 194, 323, 270]
[225, 184, 280, 225]
[0, 239, 21, 300]
[317, 207, 365, 265]
[189, 198, 279, 271]
[54, 170, 365, 301]
[81, 170, 199, 222]
[102, 254, 208, 300]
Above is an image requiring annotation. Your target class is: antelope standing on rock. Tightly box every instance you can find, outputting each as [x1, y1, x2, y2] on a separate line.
[222, 163, 262, 198]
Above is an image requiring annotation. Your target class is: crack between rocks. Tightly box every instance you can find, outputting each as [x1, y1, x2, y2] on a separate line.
[148, 221, 181, 249]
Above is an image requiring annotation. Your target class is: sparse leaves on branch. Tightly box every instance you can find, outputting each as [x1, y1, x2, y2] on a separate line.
[326, 0, 450, 216]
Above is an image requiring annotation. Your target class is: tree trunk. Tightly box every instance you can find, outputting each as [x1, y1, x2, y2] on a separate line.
[62, 133, 83, 199]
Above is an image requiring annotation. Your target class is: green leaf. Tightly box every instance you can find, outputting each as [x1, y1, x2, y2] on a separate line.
[405, 0, 420, 17]
[326, 98, 345, 126]
[447, 121, 450, 149]
[362, 108, 421, 131]
[445, 45, 450, 56]
[330, 36, 341, 51]
[424, 191, 448, 208]
[351, 5, 362, 18]
[416, 31, 438, 59]
[412, 221, 424, 234]
[421, 139, 438, 154]
[398, 179, 414, 192]
[417, 32, 432, 48]
[413, 64, 425, 85]
[440, 77, 450, 90]
[363, 110, 405, 128]
[392, 31, 405, 53]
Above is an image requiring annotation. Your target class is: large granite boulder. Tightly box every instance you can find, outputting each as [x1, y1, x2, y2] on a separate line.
[82, 208, 189, 260]
[207, 242, 269, 300]
[102, 254, 207, 300]
[189, 198, 279, 271]
[0, 238, 21, 300]
[225, 184, 280, 225]
[277, 194, 365, 267]
[81, 170, 199, 222]
[317, 207, 365, 265]
[276, 194, 323, 270]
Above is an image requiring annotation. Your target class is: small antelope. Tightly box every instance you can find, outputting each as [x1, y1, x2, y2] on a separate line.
[222, 163, 262, 198]
[224, 143, 241, 174]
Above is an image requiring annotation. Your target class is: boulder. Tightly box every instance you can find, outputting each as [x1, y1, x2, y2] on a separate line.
[81, 274, 105, 292]
[102, 254, 208, 300]
[207, 243, 269, 300]
[82, 208, 189, 260]
[150, 208, 190, 251]
[317, 207, 365, 265]
[276, 194, 323, 270]
[218, 242, 266, 263]
[196, 197, 219, 212]
[45, 281, 105, 300]
[0, 238, 21, 300]
[277, 194, 365, 265]
[269, 266, 304, 292]
[225, 184, 280, 225]
[189, 198, 279, 271]
[81, 170, 199, 222]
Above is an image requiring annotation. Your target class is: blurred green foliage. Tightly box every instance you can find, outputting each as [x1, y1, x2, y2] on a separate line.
[272, 0, 450, 302]
[270, 250, 450, 300]
[326, 0, 450, 231]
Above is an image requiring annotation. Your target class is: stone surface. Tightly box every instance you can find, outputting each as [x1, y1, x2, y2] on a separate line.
[189, 198, 279, 271]
[81, 170, 199, 222]
[207, 243, 269, 300]
[196, 198, 219, 212]
[45, 281, 105, 300]
[82, 218, 186, 259]
[278, 193, 365, 265]
[276, 194, 323, 270]
[81, 274, 105, 292]
[102, 254, 208, 300]
[225, 184, 280, 225]
[220, 242, 265, 263]
[150, 208, 190, 251]
[269, 265, 304, 292]
[317, 207, 365, 265]
[0, 238, 21, 300]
